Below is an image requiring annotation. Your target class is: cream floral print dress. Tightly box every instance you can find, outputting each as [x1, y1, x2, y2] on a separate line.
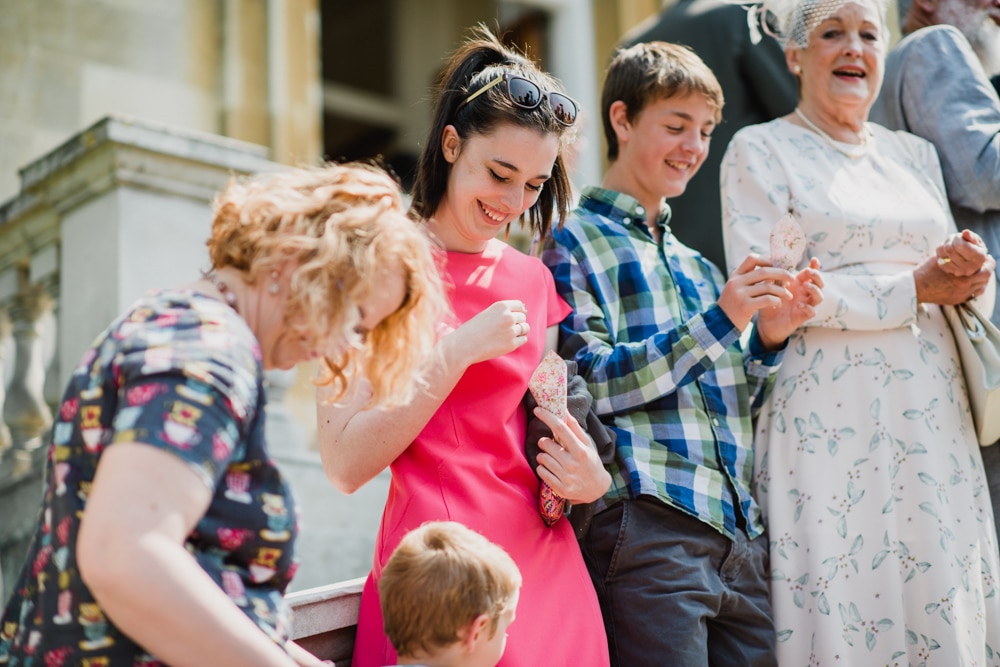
[722, 118, 1000, 666]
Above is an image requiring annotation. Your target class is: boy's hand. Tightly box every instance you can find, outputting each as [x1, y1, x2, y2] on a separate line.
[756, 257, 824, 349]
[717, 254, 795, 331]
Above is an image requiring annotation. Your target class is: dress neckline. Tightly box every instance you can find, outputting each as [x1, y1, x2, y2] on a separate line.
[445, 237, 506, 260]
[784, 112, 874, 160]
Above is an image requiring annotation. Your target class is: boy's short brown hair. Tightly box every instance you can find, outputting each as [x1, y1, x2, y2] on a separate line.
[379, 521, 522, 658]
[601, 41, 725, 160]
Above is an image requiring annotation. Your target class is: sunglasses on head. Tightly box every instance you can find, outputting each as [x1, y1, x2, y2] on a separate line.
[458, 73, 579, 126]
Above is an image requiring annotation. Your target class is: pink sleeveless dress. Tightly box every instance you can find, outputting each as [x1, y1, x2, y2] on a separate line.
[351, 239, 609, 667]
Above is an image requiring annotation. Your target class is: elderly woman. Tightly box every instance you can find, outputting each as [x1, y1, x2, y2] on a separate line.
[0, 163, 445, 666]
[721, 0, 1000, 662]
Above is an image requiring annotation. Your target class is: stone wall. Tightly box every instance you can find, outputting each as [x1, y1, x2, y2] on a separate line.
[0, 0, 321, 204]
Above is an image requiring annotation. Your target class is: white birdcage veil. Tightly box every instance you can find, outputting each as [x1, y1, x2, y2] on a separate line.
[741, 0, 890, 49]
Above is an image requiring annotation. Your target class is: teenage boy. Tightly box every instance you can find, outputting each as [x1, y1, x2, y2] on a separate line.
[378, 521, 521, 667]
[540, 41, 822, 667]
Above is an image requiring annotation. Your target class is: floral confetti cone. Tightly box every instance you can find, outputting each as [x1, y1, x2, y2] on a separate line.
[528, 351, 568, 525]
[529, 350, 568, 420]
[769, 212, 806, 271]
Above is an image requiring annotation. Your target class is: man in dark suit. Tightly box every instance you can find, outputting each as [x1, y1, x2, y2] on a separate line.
[622, 0, 798, 274]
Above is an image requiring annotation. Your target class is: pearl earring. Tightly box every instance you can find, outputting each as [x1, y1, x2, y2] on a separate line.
[793, 65, 802, 74]
[268, 270, 280, 295]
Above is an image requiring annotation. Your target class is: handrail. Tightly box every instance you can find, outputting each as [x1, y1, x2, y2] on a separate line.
[287, 577, 366, 666]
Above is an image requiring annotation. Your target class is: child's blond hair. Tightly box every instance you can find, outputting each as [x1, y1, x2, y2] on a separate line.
[379, 521, 521, 658]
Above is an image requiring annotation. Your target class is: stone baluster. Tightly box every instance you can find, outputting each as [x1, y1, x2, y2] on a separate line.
[0, 309, 12, 461]
[4, 278, 55, 451]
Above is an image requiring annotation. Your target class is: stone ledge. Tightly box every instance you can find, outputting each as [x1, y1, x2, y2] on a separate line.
[288, 577, 365, 666]
[0, 114, 282, 227]
[18, 114, 273, 192]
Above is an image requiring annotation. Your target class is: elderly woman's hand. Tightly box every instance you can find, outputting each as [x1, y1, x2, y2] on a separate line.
[531, 406, 612, 505]
[915, 232, 995, 305]
[934, 230, 991, 277]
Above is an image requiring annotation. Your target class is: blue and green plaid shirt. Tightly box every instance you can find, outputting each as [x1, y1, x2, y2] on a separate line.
[541, 186, 783, 540]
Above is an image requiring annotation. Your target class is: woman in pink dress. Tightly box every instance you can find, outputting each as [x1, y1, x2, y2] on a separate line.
[317, 27, 612, 667]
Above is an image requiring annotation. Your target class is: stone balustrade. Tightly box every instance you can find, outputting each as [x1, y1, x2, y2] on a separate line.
[287, 578, 365, 666]
[0, 270, 58, 600]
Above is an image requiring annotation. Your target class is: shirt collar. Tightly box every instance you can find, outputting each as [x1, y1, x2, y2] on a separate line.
[578, 186, 672, 233]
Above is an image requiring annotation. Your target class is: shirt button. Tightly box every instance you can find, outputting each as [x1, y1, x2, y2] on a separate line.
[636, 206, 646, 216]
[622, 217, 630, 225]
[712, 417, 720, 426]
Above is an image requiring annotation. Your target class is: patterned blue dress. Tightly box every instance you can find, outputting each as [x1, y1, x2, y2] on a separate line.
[0, 290, 299, 666]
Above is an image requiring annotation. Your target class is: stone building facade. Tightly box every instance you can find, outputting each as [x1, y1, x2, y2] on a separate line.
[0, 0, 665, 599]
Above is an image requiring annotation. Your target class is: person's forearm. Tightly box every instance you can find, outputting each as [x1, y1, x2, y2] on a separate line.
[317, 338, 468, 493]
[574, 305, 739, 416]
[286, 640, 331, 666]
[84, 534, 298, 667]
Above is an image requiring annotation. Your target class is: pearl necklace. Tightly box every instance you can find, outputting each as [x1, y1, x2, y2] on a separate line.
[203, 271, 238, 311]
[794, 108, 872, 159]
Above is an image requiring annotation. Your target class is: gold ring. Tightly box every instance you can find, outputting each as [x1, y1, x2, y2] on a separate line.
[937, 257, 952, 265]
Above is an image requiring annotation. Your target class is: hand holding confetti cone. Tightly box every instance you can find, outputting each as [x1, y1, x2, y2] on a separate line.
[528, 351, 569, 525]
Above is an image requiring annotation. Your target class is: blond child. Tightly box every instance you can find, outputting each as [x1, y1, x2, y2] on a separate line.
[378, 521, 521, 667]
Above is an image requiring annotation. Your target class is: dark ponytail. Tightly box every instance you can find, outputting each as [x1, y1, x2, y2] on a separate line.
[409, 24, 576, 243]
